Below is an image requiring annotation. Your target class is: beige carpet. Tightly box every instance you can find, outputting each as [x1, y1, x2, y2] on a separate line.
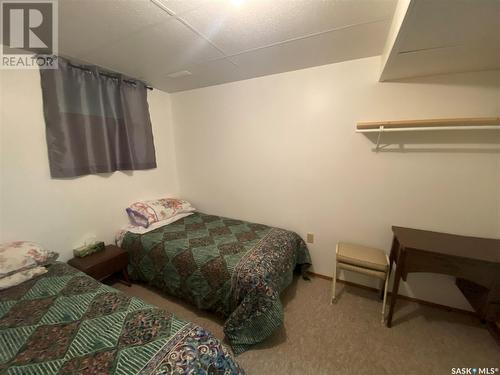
[113, 276, 499, 375]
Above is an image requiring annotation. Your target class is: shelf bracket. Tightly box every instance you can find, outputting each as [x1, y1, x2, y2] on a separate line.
[375, 125, 384, 152]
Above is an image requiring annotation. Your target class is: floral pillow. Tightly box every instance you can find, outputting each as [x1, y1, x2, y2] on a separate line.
[0, 241, 59, 279]
[126, 198, 195, 228]
[0, 266, 48, 290]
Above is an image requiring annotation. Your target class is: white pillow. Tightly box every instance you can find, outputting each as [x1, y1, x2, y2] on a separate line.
[0, 241, 58, 278]
[0, 266, 47, 290]
[126, 198, 195, 228]
[116, 212, 193, 247]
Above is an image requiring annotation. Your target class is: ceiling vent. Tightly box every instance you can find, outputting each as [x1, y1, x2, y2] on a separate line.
[167, 70, 192, 78]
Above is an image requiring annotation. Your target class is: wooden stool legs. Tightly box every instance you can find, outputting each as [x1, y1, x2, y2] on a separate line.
[331, 245, 339, 304]
[381, 256, 390, 324]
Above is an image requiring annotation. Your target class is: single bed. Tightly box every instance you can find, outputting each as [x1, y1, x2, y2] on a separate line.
[119, 212, 311, 354]
[0, 262, 243, 375]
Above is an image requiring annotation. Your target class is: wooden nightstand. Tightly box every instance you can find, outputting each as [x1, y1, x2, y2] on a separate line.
[68, 244, 131, 286]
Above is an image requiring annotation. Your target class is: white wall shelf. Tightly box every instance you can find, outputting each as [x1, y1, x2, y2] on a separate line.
[356, 117, 500, 151]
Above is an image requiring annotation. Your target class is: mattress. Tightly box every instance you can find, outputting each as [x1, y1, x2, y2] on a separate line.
[0, 262, 243, 375]
[121, 212, 311, 354]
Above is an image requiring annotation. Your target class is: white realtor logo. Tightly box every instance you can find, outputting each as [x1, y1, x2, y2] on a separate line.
[1, 0, 58, 69]
[9, 7, 47, 49]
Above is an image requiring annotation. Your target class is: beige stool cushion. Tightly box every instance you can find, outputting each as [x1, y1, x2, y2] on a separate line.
[337, 262, 387, 280]
[336, 242, 388, 272]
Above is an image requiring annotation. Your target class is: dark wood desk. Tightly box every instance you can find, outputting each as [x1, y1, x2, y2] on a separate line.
[386, 226, 500, 337]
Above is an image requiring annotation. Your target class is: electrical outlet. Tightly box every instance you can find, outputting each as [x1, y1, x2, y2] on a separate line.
[306, 233, 314, 244]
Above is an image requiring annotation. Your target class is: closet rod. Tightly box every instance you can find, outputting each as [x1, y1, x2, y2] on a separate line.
[356, 125, 500, 133]
[356, 117, 500, 131]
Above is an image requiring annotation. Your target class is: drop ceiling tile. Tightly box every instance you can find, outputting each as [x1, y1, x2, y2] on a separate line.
[385, 43, 500, 80]
[399, 0, 500, 52]
[381, 0, 500, 80]
[147, 58, 242, 92]
[59, 0, 171, 57]
[180, 0, 396, 54]
[229, 20, 391, 79]
[80, 19, 224, 82]
[159, 0, 210, 15]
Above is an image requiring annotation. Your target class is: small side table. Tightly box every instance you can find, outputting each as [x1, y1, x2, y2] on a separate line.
[68, 244, 131, 286]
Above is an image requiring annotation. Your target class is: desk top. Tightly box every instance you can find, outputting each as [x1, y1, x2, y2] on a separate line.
[68, 245, 127, 271]
[392, 226, 500, 263]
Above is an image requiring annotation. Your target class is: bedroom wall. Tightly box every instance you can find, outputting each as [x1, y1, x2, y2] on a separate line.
[0, 68, 179, 261]
[170, 56, 500, 310]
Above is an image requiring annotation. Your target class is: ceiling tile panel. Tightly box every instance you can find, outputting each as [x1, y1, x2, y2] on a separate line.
[180, 0, 396, 54]
[80, 19, 224, 81]
[229, 20, 391, 80]
[147, 58, 242, 92]
[58, 0, 399, 92]
[161, 0, 210, 15]
[386, 44, 500, 80]
[381, 0, 500, 80]
[399, 0, 500, 53]
[59, 0, 172, 57]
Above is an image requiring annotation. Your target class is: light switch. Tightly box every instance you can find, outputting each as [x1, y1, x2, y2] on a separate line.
[306, 233, 314, 243]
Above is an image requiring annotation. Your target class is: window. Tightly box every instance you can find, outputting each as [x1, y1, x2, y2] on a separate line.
[40, 57, 156, 178]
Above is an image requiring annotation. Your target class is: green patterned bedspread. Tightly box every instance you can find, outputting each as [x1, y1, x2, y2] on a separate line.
[0, 262, 243, 375]
[122, 212, 311, 354]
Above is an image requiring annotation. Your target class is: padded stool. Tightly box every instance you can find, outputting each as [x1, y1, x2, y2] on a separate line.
[331, 242, 390, 323]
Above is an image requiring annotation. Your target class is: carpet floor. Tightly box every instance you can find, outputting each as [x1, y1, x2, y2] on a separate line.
[113, 276, 499, 375]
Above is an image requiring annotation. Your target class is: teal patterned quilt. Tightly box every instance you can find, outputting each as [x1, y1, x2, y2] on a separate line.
[0, 262, 243, 375]
[121, 212, 311, 354]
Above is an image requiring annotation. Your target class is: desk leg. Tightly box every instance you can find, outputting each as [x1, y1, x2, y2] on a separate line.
[382, 237, 398, 300]
[486, 321, 500, 345]
[386, 242, 402, 328]
[388, 237, 398, 275]
[386, 268, 401, 327]
[122, 268, 131, 287]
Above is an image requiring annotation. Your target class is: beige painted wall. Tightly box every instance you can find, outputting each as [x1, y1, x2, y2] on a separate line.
[0, 56, 498, 310]
[0, 69, 179, 261]
[171, 56, 500, 310]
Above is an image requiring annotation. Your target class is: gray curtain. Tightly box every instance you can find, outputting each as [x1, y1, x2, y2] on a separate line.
[39, 58, 156, 178]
